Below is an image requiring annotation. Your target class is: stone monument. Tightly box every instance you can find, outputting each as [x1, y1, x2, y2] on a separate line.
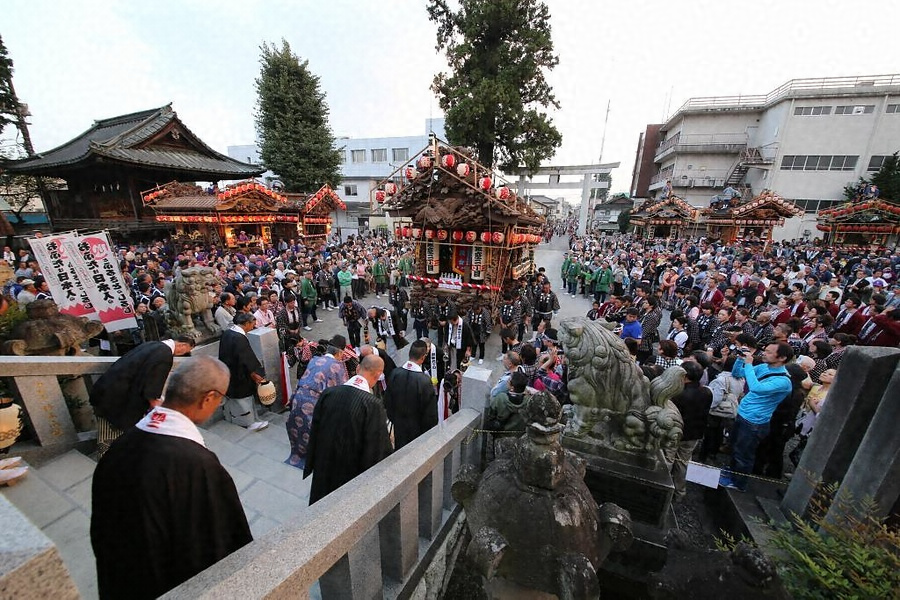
[453, 392, 633, 599]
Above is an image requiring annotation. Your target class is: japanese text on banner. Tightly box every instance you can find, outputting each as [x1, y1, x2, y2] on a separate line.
[63, 232, 136, 332]
[28, 234, 97, 320]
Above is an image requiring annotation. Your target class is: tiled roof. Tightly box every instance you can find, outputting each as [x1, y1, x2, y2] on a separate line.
[3, 105, 262, 178]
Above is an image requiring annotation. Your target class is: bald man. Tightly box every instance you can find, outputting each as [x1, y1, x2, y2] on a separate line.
[303, 354, 392, 504]
[91, 357, 252, 599]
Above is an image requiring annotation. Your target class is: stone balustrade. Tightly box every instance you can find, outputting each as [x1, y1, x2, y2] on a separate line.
[165, 408, 483, 600]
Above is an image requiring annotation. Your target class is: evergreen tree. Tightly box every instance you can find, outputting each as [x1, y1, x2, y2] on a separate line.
[617, 208, 631, 234]
[254, 40, 342, 192]
[427, 0, 562, 173]
[0, 36, 17, 131]
[871, 151, 900, 201]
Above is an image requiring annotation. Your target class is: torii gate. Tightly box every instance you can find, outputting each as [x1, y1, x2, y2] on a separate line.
[514, 162, 620, 235]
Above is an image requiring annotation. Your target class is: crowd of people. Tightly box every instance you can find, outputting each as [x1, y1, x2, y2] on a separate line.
[4, 224, 900, 596]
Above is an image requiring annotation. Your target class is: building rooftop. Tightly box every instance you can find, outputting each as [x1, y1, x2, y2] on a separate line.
[664, 74, 900, 129]
[4, 105, 263, 179]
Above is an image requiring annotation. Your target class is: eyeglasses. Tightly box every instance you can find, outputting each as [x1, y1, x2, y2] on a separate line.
[207, 389, 227, 401]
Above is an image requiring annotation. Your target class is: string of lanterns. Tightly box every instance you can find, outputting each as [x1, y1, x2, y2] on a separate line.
[407, 275, 499, 292]
[393, 227, 541, 245]
[218, 181, 288, 203]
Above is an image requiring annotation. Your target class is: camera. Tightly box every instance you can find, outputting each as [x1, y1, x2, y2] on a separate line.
[729, 344, 747, 356]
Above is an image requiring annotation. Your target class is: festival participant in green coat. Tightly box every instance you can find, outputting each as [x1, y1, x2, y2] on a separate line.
[398, 252, 414, 288]
[593, 261, 613, 303]
[372, 256, 388, 298]
[560, 253, 571, 288]
[299, 269, 320, 331]
[580, 259, 594, 298]
[565, 259, 581, 296]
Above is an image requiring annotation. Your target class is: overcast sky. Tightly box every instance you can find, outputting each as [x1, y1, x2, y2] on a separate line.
[4, 0, 900, 196]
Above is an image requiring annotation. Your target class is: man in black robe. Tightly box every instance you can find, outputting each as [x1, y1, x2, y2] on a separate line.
[218, 312, 269, 431]
[385, 340, 438, 450]
[304, 354, 391, 504]
[445, 309, 475, 371]
[90, 335, 195, 457]
[91, 357, 252, 600]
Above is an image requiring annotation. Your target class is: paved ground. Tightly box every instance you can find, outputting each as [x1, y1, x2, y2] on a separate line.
[1, 235, 593, 599]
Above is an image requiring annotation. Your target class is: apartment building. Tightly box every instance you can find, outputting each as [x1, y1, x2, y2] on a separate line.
[631, 75, 900, 240]
[228, 118, 445, 236]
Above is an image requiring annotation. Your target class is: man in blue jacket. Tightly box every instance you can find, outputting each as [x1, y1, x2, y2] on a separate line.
[719, 341, 794, 491]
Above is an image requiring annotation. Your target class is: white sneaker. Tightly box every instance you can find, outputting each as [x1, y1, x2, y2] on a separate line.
[247, 421, 269, 432]
[314, 319, 323, 323]
[327, 307, 334, 311]
[303, 326, 312, 331]
[478, 358, 484, 365]
[496, 354, 505, 361]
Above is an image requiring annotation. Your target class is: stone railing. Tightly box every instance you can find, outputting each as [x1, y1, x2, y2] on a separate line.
[166, 407, 483, 600]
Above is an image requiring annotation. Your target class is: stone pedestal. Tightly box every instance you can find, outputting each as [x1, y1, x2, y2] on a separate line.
[564, 441, 674, 529]
[247, 327, 283, 407]
[781, 346, 900, 519]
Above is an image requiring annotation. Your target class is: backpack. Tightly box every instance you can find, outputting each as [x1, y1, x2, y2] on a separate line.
[708, 374, 740, 419]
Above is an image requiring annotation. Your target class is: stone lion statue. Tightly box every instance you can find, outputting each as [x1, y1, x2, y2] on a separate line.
[165, 266, 220, 339]
[558, 317, 684, 456]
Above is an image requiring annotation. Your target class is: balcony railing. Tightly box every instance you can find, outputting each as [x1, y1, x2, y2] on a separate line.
[654, 133, 748, 161]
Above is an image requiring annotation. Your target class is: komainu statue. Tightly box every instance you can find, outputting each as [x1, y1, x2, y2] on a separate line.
[557, 317, 685, 457]
[165, 267, 220, 340]
[1, 300, 104, 356]
[453, 392, 632, 599]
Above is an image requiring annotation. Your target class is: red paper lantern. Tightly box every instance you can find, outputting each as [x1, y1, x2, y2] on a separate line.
[402, 227, 411, 237]
[437, 229, 448, 241]
[425, 229, 435, 239]
[465, 231, 477, 243]
[405, 166, 417, 180]
[479, 176, 492, 191]
[452, 230, 464, 242]
[395, 228, 402, 238]
[411, 227, 422, 238]
[417, 155, 432, 170]
[375, 190, 386, 203]
[456, 163, 471, 177]
[441, 154, 456, 169]
[492, 231, 504, 244]
[385, 182, 398, 195]
[480, 232, 492, 243]
[495, 186, 510, 200]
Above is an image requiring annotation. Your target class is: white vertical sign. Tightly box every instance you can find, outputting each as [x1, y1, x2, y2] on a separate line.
[28, 233, 98, 320]
[63, 232, 137, 332]
[471, 243, 484, 280]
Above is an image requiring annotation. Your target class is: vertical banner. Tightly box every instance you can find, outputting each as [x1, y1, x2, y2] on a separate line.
[470, 244, 484, 280]
[28, 234, 98, 320]
[426, 239, 439, 274]
[452, 246, 470, 276]
[64, 232, 137, 332]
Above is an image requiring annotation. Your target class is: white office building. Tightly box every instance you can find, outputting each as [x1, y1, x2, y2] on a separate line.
[633, 75, 900, 241]
[228, 119, 445, 237]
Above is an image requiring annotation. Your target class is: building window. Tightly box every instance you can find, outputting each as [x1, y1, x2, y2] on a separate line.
[781, 155, 858, 171]
[344, 184, 358, 196]
[868, 155, 888, 172]
[351, 149, 366, 163]
[371, 148, 387, 162]
[835, 105, 875, 115]
[392, 147, 409, 162]
[794, 106, 832, 116]
[887, 104, 900, 114]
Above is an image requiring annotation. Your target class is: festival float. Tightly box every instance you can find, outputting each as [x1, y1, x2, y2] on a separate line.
[629, 195, 700, 239]
[144, 181, 345, 250]
[700, 189, 803, 243]
[375, 137, 545, 312]
[816, 196, 900, 251]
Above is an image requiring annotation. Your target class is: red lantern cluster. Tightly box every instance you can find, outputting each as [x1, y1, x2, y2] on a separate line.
[480, 231, 492, 243]
[479, 176, 492, 191]
[492, 232, 504, 244]
[375, 190, 386, 203]
[142, 189, 170, 204]
[452, 230, 464, 242]
[217, 181, 287, 203]
[441, 154, 456, 169]
[155, 215, 218, 223]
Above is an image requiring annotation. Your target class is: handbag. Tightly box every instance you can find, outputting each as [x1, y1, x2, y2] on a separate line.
[709, 376, 737, 419]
